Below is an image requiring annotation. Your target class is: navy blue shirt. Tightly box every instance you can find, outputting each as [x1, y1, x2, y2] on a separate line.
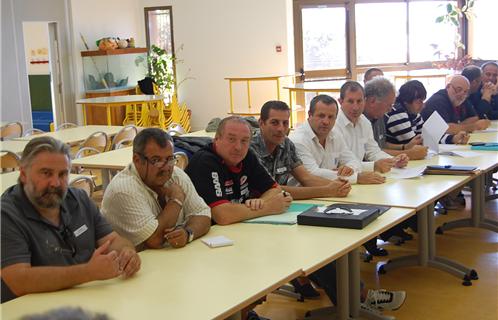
[468, 84, 498, 120]
[421, 89, 476, 123]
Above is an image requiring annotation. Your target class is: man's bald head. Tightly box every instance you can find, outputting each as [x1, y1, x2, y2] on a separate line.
[446, 75, 470, 107]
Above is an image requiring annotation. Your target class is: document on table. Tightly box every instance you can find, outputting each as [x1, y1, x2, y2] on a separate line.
[437, 145, 482, 157]
[473, 128, 498, 133]
[243, 203, 316, 225]
[387, 166, 426, 179]
[422, 112, 448, 152]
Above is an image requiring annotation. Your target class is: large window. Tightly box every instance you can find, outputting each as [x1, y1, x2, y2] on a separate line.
[294, 0, 463, 82]
[355, 2, 407, 65]
[302, 6, 347, 71]
[471, 0, 498, 60]
[145, 7, 174, 54]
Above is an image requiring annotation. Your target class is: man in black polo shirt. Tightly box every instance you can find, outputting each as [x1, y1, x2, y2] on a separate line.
[186, 116, 292, 225]
[421, 74, 490, 133]
[1, 137, 140, 303]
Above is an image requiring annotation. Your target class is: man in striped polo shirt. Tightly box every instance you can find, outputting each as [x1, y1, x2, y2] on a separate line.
[102, 128, 211, 250]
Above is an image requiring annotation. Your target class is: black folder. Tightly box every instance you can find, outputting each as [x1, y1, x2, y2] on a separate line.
[297, 203, 390, 229]
[424, 165, 478, 175]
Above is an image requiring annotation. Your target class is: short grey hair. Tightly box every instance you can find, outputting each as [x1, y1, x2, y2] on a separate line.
[364, 77, 396, 100]
[133, 128, 173, 155]
[21, 137, 71, 168]
[215, 116, 252, 139]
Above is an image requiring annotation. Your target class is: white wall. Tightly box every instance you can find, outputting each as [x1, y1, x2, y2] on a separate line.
[23, 22, 50, 75]
[69, 0, 144, 123]
[140, 0, 295, 130]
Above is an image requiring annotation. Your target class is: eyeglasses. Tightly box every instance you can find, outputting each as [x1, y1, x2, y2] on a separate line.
[59, 226, 76, 257]
[138, 153, 178, 168]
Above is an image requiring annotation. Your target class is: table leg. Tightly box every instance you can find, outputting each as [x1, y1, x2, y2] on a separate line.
[437, 174, 497, 233]
[106, 105, 112, 126]
[82, 105, 87, 125]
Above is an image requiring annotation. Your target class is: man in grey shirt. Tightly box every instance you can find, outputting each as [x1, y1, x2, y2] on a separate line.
[1, 137, 140, 302]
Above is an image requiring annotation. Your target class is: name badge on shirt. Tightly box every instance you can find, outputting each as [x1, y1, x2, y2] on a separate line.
[73, 224, 88, 238]
[276, 167, 287, 174]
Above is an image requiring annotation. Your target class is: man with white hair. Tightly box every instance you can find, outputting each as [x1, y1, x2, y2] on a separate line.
[421, 74, 490, 133]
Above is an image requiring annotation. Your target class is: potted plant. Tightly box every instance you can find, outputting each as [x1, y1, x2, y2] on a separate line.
[432, 1, 475, 72]
[147, 44, 176, 100]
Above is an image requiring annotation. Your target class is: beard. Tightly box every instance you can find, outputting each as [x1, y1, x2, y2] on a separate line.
[25, 185, 67, 209]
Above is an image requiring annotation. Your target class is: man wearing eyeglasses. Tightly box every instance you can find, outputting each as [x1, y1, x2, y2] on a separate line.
[102, 128, 211, 250]
[1, 137, 141, 303]
[421, 74, 490, 133]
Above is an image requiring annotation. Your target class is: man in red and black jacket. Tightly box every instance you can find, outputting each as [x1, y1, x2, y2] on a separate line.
[185, 116, 292, 226]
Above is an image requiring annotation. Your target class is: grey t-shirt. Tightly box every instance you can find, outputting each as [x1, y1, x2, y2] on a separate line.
[1, 185, 113, 302]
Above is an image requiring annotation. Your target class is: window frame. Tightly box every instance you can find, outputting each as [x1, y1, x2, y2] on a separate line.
[293, 0, 468, 81]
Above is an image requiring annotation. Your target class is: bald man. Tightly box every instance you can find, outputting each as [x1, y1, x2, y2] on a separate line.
[421, 75, 490, 134]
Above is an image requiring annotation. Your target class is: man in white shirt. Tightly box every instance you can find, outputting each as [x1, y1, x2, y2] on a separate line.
[336, 81, 409, 177]
[102, 128, 211, 250]
[335, 81, 410, 256]
[289, 94, 361, 184]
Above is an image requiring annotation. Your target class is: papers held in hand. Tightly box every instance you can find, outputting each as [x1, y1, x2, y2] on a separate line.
[297, 204, 390, 229]
[424, 165, 479, 175]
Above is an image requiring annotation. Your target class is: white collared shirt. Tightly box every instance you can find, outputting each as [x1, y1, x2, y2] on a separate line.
[289, 120, 361, 184]
[335, 109, 391, 172]
[102, 163, 211, 246]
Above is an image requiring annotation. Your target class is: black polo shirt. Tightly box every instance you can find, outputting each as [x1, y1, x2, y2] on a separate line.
[1, 185, 113, 301]
[421, 89, 477, 123]
[185, 143, 277, 208]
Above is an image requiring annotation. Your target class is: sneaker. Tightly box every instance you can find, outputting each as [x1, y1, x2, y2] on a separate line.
[365, 289, 406, 311]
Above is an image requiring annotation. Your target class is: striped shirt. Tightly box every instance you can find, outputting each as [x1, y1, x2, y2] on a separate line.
[385, 102, 453, 145]
[101, 163, 211, 246]
[385, 102, 423, 145]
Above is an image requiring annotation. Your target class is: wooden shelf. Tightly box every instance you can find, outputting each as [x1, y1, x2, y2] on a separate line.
[81, 48, 148, 57]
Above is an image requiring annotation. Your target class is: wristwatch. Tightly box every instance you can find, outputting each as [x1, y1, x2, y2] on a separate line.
[184, 226, 194, 243]
[169, 197, 183, 208]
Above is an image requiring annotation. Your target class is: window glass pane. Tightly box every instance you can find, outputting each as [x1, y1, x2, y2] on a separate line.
[409, 1, 456, 62]
[302, 7, 346, 71]
[472, 0, 498, 60]
[355, 3, 407, 65]
[147, 9, 172, 54]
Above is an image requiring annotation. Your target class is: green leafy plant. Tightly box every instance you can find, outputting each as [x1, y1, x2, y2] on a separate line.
[433, 1, 475, 71]
[147, 44, 176, 95]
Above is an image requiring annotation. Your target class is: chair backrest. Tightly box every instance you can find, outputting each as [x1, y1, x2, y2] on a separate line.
[74, 147, 101, 160]
[23, 128, 45, 137]
[1, 122, 23, 140]
[174, 151, 189, 170]
[69, 176, 95, 197]
[167, 122, 186, 136]
[56, 122, 78, 131]
[80, 131, 109, 153]
[115, 138, 134, 149]
[0, 151, 21, 172]
[111, 125, 137, 149]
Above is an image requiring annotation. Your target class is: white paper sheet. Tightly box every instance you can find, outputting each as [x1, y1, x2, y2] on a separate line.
[387, 166, 426, 179]
[422, 112, 449, 152]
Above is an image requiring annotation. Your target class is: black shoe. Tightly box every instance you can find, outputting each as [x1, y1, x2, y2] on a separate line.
[247, 310, 270, 320]
[398, 230, 413, 241]
[364, 242, 389, 256]
[290, 279, 321, 299]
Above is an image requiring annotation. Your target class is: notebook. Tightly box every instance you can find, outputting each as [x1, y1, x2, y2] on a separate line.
[243, 203, 316, 225]
[424, 165, 479, 175]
